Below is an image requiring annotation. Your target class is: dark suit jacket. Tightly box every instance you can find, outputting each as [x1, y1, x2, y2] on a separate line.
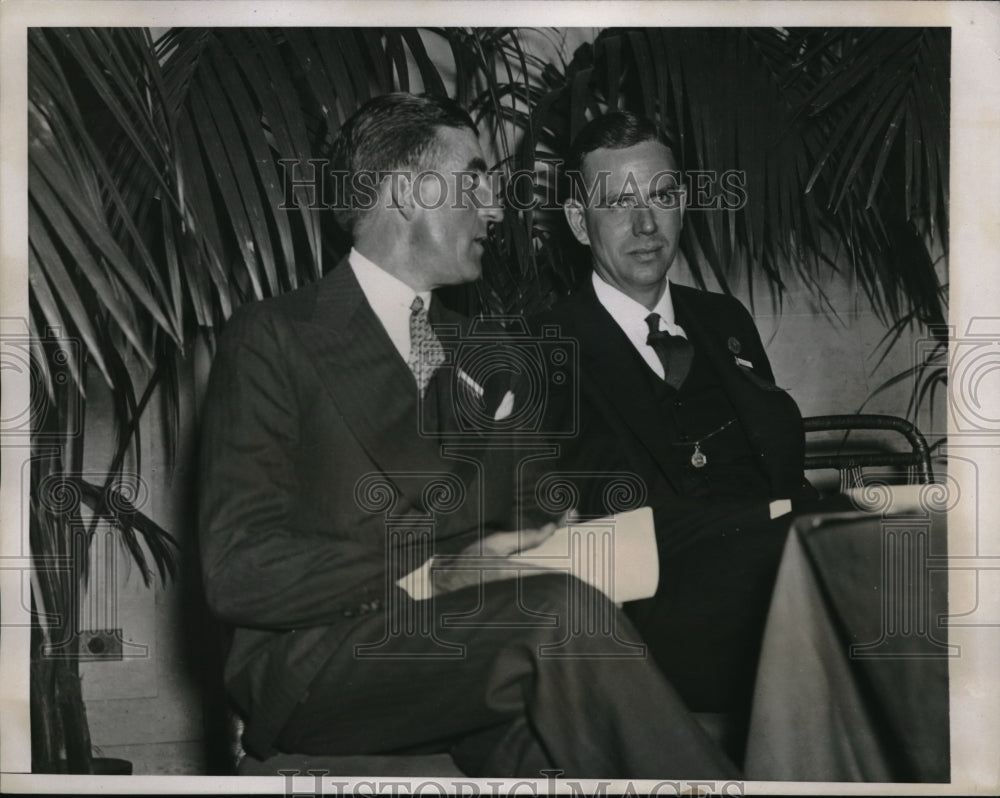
[198, 259, 526, 757]
[534, 279, 816, 559]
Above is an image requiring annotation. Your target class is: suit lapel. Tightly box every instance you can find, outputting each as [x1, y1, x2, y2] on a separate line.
[673, 285, 748, 390]
[290, 260, 475, 513]
[427, 300, 468, 437]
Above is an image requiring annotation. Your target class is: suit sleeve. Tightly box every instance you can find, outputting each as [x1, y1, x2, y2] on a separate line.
[722, 294, 819, 500]
[198, 306, 387, 631]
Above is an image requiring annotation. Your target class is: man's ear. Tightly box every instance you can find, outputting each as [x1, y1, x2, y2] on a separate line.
[563, 200, 590, 246]
[386, 172, 418, 221]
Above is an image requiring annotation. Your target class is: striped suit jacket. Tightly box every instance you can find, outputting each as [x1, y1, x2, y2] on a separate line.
[198, 258, 526, 757]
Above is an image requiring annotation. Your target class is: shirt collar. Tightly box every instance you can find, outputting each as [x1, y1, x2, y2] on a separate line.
[591, 271, 680, 333]
[349, 247, 432, 319]
[349, 247, 432, 362]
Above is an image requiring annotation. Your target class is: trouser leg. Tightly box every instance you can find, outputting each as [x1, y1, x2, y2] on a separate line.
[276, 573, 737, 779]
[450, 717, 555, 777]
[626, 513, 792, 714]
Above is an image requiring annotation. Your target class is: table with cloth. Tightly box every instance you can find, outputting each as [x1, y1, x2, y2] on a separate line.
[743, 488, 950, 782]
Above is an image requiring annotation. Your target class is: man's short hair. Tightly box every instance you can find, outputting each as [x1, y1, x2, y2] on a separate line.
[564, 111, 676, 200]
[330, 92, 478, 235]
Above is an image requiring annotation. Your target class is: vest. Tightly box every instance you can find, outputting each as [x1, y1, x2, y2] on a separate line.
[639, 340, 770, 500]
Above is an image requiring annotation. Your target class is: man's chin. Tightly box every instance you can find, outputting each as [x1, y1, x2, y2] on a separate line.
[466, 259, 484, 281]
[441, 263, 482, 287]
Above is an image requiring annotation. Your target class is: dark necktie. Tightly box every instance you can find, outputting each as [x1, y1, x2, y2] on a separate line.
[408, 296, 445, 396]
[645, 312, 693, 390]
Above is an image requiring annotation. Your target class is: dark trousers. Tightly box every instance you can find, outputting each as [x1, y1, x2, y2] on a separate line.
[275, 573, 738, 779]
[627, 496, 852, 717]
[628, 513, 791, 718]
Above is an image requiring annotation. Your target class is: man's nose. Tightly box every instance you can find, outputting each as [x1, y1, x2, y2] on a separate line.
[632, 205, 657, 235]
[479, 187, 504, 224]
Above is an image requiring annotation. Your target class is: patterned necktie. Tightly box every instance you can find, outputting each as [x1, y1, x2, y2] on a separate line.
[645, 312, 694, 390]
[407, 296, 446, 396]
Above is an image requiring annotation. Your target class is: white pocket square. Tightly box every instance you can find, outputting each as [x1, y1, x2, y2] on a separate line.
[493, 390, 515, 421]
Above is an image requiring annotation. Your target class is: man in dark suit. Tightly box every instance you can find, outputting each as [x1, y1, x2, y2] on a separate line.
[198, 94, 736, 778]
[534, 111, 819, 734]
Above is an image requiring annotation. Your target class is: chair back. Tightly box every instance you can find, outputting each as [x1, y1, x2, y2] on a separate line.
[803, 414, 933, 492]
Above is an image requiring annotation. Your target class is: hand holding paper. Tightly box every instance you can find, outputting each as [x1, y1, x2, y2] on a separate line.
[397, 507, 659, 603]
[418, 516, 562, 598]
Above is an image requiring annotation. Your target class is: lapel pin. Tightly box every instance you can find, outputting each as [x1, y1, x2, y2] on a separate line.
[727, 337, 742, 355]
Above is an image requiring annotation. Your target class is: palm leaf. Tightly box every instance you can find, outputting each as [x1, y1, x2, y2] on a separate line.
[75, 478, 179, 588]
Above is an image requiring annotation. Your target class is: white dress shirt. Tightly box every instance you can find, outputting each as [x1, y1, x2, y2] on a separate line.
[591, 272, 687, 380]
[349, 247, 432, 364]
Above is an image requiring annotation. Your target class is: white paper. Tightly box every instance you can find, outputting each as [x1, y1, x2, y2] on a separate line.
[398, 506, 658, 603]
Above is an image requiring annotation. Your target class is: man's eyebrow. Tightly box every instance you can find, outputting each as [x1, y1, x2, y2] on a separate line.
[464, 157, 488, 173]
[604, 184, 632, 200]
